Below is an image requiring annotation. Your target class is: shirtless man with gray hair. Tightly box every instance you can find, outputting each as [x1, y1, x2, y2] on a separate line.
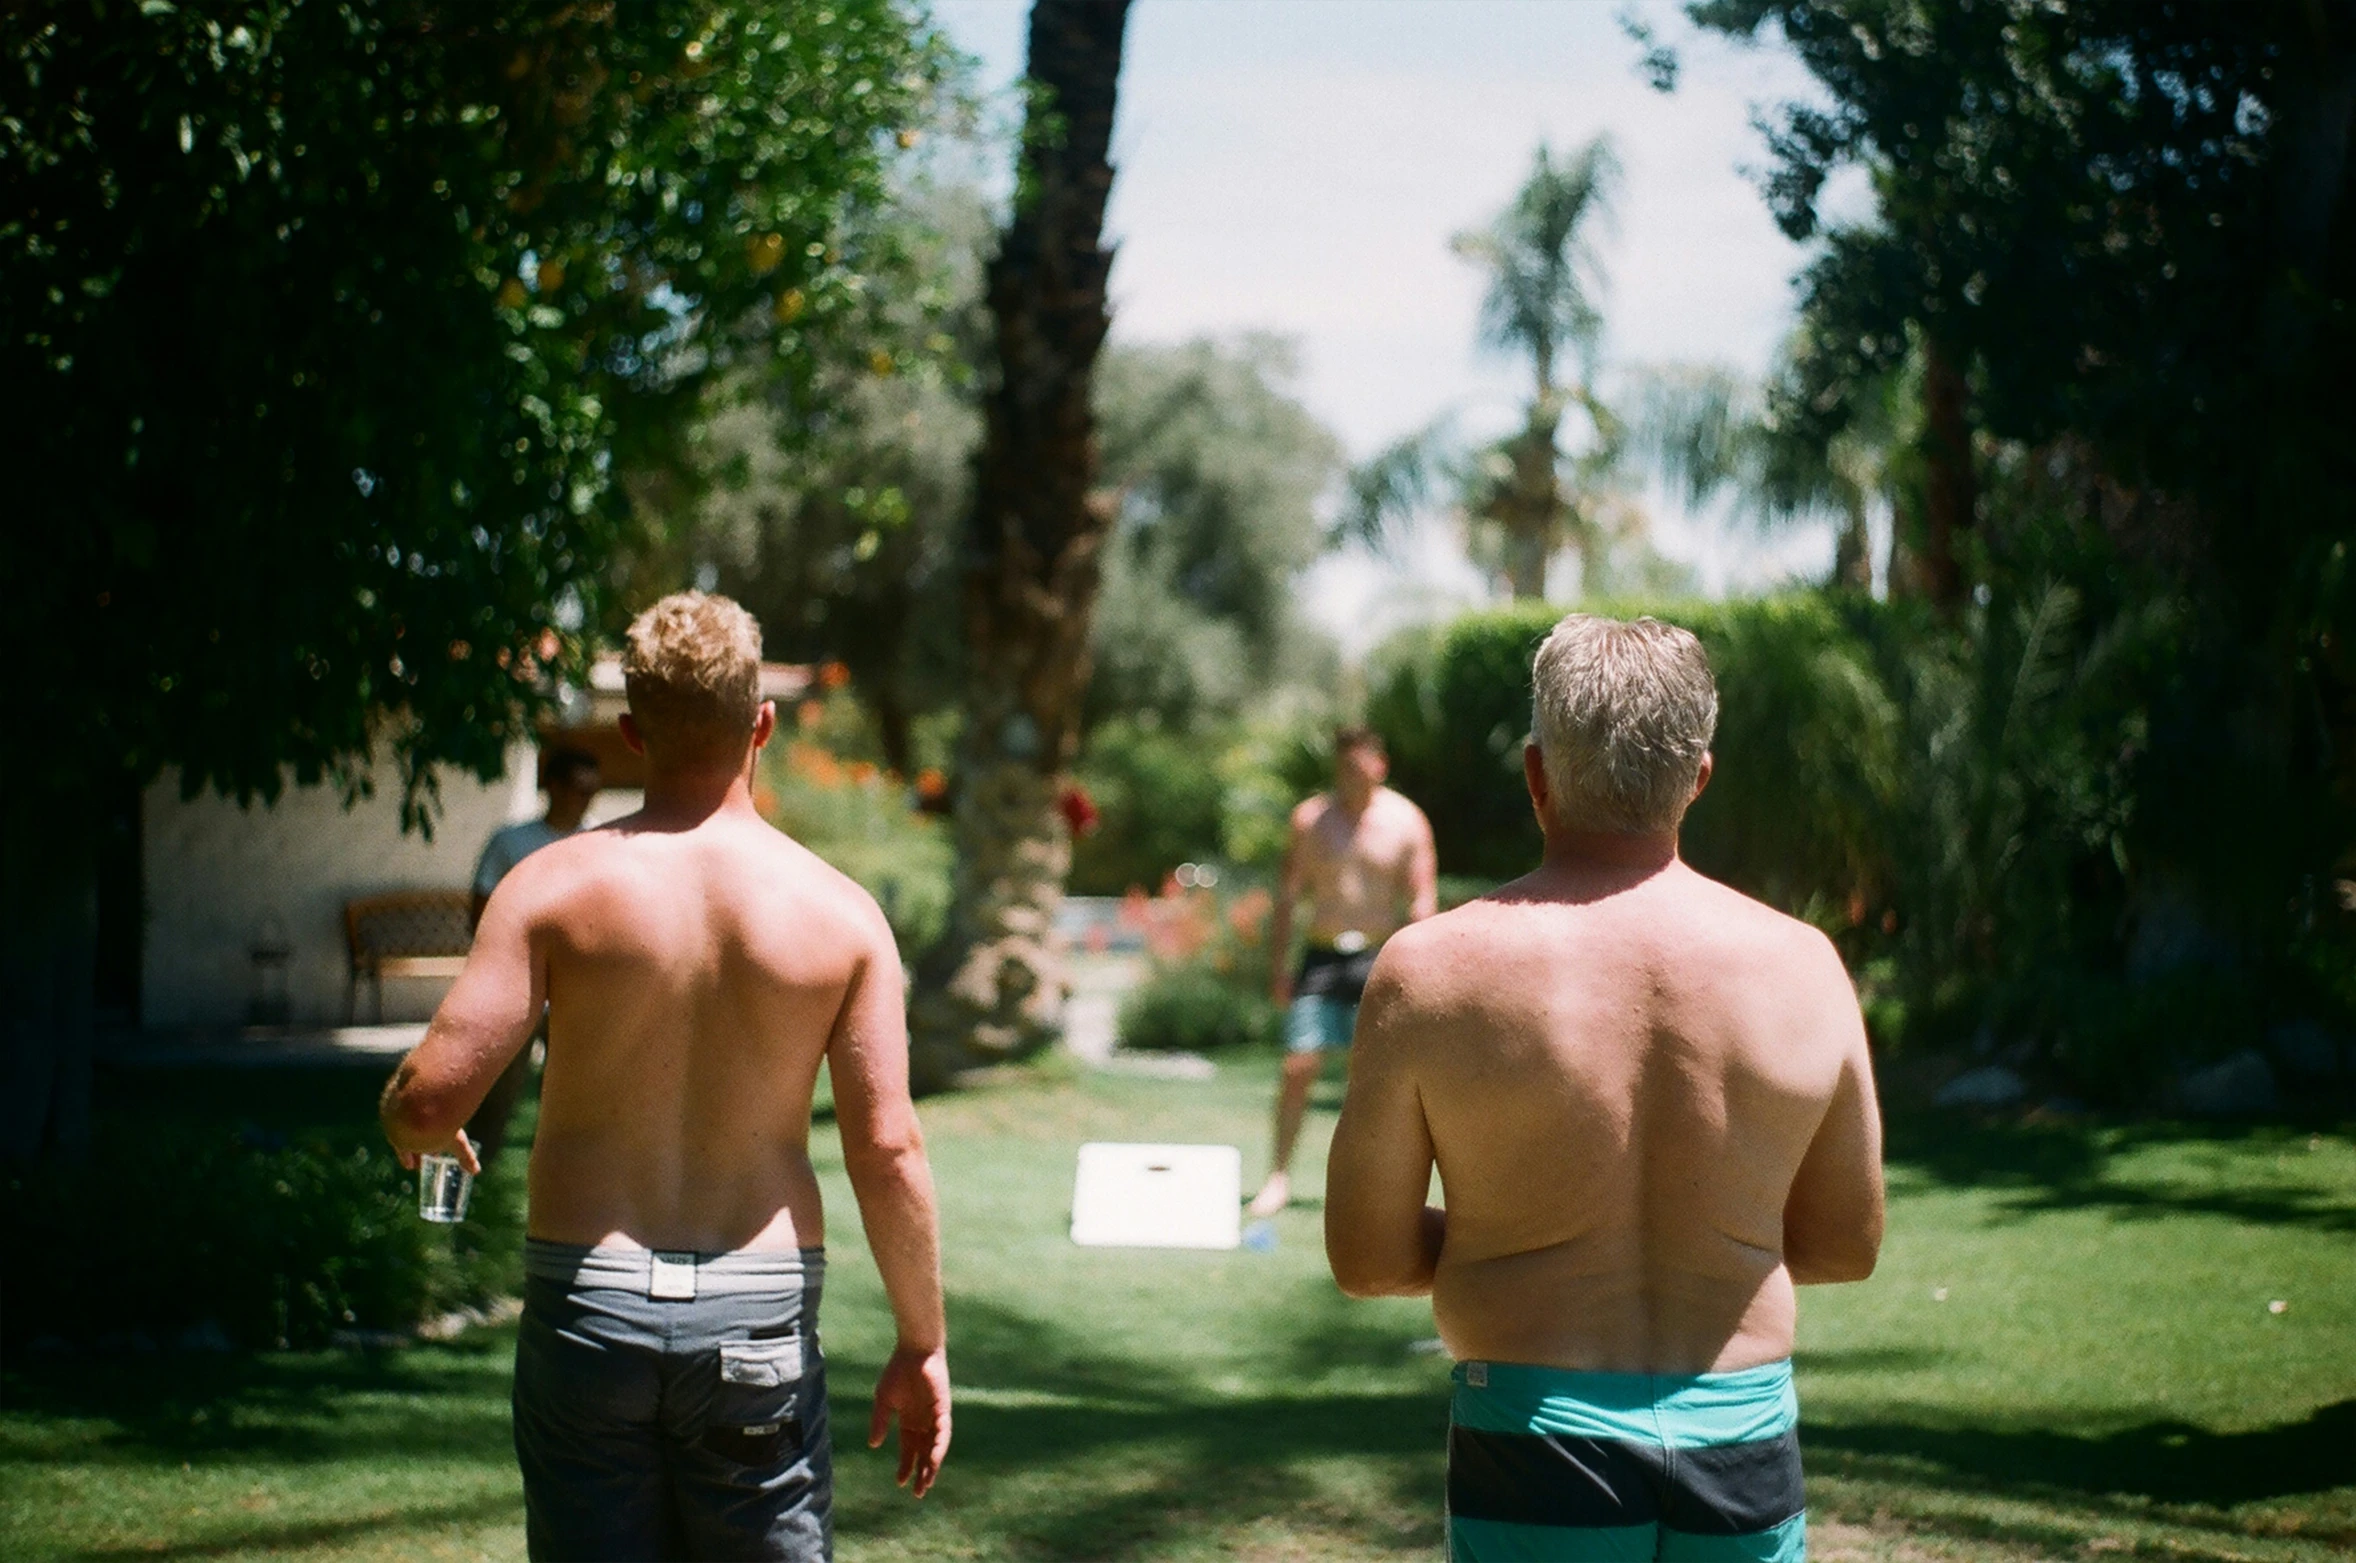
[382, 591, 948, 1561]
[1325, 613, 1883, 1563]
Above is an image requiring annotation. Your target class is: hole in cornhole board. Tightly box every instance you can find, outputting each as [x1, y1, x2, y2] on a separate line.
[1070, 1142, 1242, 1250]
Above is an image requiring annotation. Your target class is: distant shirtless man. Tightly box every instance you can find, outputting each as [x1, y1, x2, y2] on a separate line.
[1325, 614, 1883, 1563]
[1247, 726, 1437, 1218]
[381, 592, 949, 1561]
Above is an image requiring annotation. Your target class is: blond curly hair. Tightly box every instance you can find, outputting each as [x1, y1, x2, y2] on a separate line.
[622, 591, 763, 764]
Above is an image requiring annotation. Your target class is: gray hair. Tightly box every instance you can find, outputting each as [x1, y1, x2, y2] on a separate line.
[1530, 613, 1718, 834]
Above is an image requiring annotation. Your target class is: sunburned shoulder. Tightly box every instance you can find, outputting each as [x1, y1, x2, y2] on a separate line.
[1364, 900, 1491, 996]
[492, 812, 890, 941]
[1668, 864, 1851, 991]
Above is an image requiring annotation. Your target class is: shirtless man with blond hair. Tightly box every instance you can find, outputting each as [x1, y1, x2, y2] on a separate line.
[1325, 614, 1883, 1563]
[381, 591, 948, 1562]
[1248, 725, 1437, 1218]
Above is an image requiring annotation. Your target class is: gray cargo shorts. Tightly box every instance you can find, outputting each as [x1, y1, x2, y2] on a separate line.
[514, 1240, 831, 1561]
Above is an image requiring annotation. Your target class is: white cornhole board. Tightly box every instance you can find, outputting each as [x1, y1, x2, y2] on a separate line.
[1070, 1142, 1242, 1250]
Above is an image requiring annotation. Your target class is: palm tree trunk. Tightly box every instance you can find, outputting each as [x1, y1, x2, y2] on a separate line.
[1500, 403, 1563, 600]
[909, 0, 1130, 1087]
[1919, 340, 1976, 610]
[1832, 493, 1871, 590]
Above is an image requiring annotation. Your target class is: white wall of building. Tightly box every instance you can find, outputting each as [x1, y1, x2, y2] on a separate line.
[141, 746, 541, 1028]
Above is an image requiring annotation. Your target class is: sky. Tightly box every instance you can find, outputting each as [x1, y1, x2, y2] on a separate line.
[927, 0, 1848, 651]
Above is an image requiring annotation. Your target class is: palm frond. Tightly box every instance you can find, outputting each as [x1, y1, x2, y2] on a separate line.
[1335, 418, 1457, 554]
[1452, 136, 1620, 385]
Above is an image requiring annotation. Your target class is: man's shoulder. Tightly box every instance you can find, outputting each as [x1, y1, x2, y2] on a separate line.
[1679, 864, 1838, 949]
[736, 818, 896, 940]
[1665, 867, 1850, 995]
[1376, 786, 1433, 830]
[1368, 901, 1485, 992]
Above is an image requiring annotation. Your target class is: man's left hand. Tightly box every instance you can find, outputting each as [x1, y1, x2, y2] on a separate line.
[394, 1127, 481, 1175]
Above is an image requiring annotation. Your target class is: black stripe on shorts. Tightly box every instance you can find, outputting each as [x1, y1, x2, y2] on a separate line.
[1448, 1426, 1804, 1536]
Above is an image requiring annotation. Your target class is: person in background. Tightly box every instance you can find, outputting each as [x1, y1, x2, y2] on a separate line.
[462, 746, 601, 1163]
[1248, 726, 1438, 1218]
[382, 591, 949, 1560]
[1324, 613, 1884, 1563]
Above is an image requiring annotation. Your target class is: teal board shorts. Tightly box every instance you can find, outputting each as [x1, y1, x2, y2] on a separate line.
[1284, 945, 1378, 1054]
[1447, 1358, 1806, 1562]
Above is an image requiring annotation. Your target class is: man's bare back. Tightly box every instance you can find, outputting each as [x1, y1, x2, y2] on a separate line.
[467, 806, 896, 1254]
[1332, 852, 1883, 1373]
[382, 594, 948, 1556]
[1325, 613, 1880, 1559]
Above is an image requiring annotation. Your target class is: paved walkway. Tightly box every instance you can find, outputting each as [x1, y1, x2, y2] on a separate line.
[1062, 952, 1147, 1065]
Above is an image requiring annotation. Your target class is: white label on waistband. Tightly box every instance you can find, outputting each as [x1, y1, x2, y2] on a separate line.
[649, 1252, 698, 1300]
[1466, 1362, 1488, 1388]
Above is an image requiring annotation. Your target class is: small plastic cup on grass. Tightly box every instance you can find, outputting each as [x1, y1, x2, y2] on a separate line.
[418, 1153, 474, 1223]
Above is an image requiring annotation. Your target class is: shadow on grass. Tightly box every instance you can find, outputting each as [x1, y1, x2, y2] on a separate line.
[0, 1335, 517, 1466]
[829, 1291, 1449, 1559]
[70, 1490, 520, 1563]
[1806, 1398, 2356, 1519]
[1883, 1110, 2356, 1232]
[1792, 1345, 1952, 1375]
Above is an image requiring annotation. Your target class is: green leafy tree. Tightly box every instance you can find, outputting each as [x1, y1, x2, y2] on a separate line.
[1, 0, 941, 1156]
[1087, 335, 1342, 734]
[1071, 336, 1345, 895]
[690, 181, 993, 777]
[1680, 0, 2356, 1049]
[1630, 346, 1915, 593]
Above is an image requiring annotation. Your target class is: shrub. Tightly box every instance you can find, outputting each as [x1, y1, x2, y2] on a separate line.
[3, 1112, 525, 1350]
[1361, 586, 2356, 1100]
[757, 727, 952, 957]
[1070, 717, 1231, 895]
[1367, 594, 1907, 903]
[1117, 964, 1277, 1052]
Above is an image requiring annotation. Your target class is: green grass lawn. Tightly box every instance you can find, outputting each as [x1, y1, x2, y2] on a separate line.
[3, 1049, 2351, 1561]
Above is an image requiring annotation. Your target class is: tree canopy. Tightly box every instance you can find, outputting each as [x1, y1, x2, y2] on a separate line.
[1670, 0, 2356, 1051]
[4, 0, 944, 815]
[1088, 335, 1342, 734]
[1694, 0, 2355, 616]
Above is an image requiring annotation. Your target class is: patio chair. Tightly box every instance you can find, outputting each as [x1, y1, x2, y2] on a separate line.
[343, 890, 473, 1023]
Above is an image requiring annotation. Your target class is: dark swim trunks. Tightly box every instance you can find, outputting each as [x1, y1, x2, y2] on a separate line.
[513, 1241, 832, 1561]
[1285, 943, 1382, 1053]
[1293, 943, 1380, 1005]
[1447, 1358, 1806, 1561]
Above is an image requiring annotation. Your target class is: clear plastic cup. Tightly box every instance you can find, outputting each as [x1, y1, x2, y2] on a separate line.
[417, 1153, 474, 1223]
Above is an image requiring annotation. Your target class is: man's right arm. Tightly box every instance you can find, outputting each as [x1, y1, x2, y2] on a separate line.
[1782, 958, 1885, 1284]
[1269, 808, 1306, 1005]
[1325, 956, 1445, 1296]
[825, 914, 950, 1496]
